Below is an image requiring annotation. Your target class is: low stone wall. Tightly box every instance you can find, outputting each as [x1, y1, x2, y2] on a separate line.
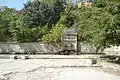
[0, 42, 103, 54]
[79, 42, 97, 53]
[0, 42, 115, 54]
[0, 54, 102, 59]
[78, 42, 103, 53]
[103, 46, 120, 56]
[0, 42, 61, 54]
[79, 43, 120, 56]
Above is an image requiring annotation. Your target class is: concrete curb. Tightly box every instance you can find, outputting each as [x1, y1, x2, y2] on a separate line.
[0, 55, 102, 59]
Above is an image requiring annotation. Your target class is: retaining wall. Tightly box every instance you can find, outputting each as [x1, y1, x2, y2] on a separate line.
[0, 42, 61, 54]
[0, 42, 116, 54]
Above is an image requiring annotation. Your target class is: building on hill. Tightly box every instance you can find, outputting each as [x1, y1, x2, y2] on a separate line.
[77, 0, 95, 8]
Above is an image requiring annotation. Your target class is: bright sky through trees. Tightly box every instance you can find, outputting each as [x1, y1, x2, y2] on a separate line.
[0, 0, 28, 10]
[0, 0, 79, 10]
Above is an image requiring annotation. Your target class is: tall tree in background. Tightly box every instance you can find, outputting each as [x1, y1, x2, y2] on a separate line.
[0, 6, 20, 41]
[22, 0, 65, 28]
[74, 0, 120, 50]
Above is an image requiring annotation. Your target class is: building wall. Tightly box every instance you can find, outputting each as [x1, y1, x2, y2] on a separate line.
[77, 0, 95, 8]
[77, 2, 92, 7]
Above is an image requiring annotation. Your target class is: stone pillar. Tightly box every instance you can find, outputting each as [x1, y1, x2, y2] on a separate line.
[77, 41, 81, 54]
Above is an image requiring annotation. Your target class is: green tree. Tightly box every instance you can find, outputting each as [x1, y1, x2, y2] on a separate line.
[74, 0, 120, 50]
[42, 23, 67, 43]
[0, 6, 20, 41]
[9, 15, 49, 42]
[22, 0, 65, 28]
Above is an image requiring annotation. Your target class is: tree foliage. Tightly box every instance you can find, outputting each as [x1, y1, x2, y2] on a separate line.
[22, 0, 65, 28]
[42, 23, 67, 43]
[0, 6, 19, 41]
[0, 0, 66, 42]
[0, 0, 120, 49]
[74, 0, 120, 49]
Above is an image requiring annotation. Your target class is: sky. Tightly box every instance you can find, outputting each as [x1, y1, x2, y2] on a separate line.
[0, 0, 79, 10]
[0, 0, 28, 10]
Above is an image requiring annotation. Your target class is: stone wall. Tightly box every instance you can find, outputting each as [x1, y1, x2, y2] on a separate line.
[0, 42, 118, 55]
[0, 42, 61, 54]
[0, 42, 101, 54]
[79, 42, 120, 56]
[103, 45, 120, 56]
[78, 42, 97, 53]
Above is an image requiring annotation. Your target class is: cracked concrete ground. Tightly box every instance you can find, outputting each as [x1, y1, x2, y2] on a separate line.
[0, 59, 120, 80]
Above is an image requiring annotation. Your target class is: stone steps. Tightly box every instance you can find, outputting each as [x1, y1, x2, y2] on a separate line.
[0, 54, 102, 59]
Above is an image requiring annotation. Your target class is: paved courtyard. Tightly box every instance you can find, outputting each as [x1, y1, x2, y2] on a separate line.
[0, 58, 120, 80]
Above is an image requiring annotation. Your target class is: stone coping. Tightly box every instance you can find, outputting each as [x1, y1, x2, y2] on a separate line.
[0, 55, 102, 59]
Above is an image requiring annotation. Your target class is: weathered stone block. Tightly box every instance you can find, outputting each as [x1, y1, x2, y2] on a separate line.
[10, 55, 18, 59]
[20, 55, 29, 60]
[85, 59, 97, 66]
[91, 59, 97, 64]
[0, 75, 8, 80]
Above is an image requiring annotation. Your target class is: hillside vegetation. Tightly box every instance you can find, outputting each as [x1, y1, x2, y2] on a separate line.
[0, 0, 120, 50]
